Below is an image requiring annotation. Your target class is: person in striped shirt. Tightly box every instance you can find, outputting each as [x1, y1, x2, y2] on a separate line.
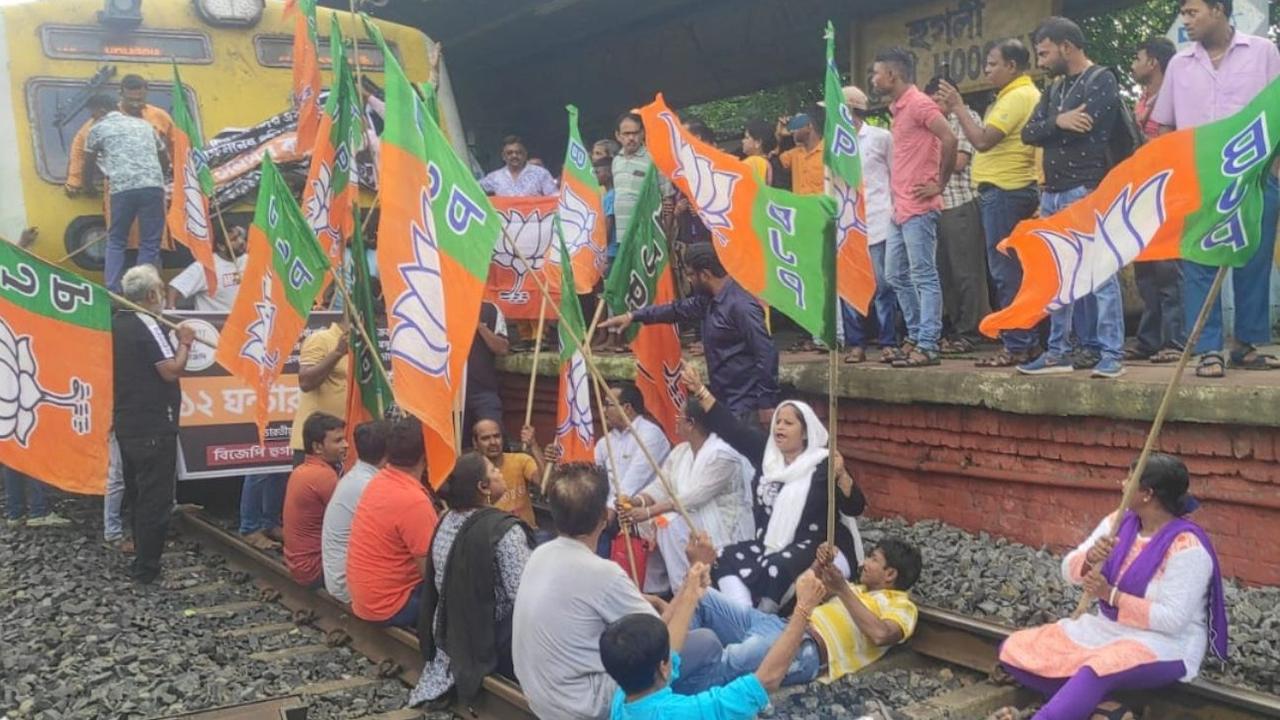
[676, 537, 921, 691]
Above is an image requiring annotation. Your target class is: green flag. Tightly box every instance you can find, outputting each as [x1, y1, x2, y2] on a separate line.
[556, 215, 589, 361]
[348, 204, 392, 420]
[604, 165, 668, 343]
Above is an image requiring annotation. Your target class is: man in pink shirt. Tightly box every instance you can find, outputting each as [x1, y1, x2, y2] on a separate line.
[1152, 0, 1280, 378]
[871, 47, 958, 367]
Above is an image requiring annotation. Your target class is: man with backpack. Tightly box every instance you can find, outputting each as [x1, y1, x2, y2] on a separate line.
[1019, 16, 1129, 379]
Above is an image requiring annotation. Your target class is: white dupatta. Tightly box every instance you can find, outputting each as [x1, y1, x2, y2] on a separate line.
[760, 401, 864, 563]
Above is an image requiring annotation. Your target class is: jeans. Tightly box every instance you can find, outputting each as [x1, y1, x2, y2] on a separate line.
[239, 473, 286, 535]
[937, 200, 991, 342]
[1041, 186, 1125, 363]
[885, 211, 943, 353]
[1134, 260, 1185, 353]
[3, 466, 50, 520]
[118, 433, 178, 582]
[1182, 172, 1280, 354]
[380, 582, 424, 628]
[104, 432, 125, 541]
[677, 588, 822, 693]
[843, 242, 898, 348]
[978, 185, 1040, 353]
[105, 187, 165, 292]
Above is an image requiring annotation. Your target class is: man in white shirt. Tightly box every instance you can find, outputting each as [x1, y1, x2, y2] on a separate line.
[321, 420, 389, 603]
[839, 86, 899, 365]
[595, 382, 672, 502]
[167, 224, 247, 312]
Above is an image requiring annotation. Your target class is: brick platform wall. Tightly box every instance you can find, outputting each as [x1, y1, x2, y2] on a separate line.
[499, 372, 1280, 586]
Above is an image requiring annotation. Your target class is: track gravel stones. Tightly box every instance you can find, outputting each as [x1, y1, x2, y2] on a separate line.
[860, 517, 1280, 695]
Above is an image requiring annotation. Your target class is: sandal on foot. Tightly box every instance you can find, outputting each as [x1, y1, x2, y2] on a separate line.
[976, 350, 1033, 368]
[892, 348, 941, 368]
[939, 337, 975, 355]
[1230, 344, 1280, 370]
[881, 342, 913, 364]
[1195, 353, 1226, 379]
[1150, 348, 1183, 364]
[844, 347, 867, 364]
[1123, 346, 1153, 361]
[1090, 703, 1136, 720]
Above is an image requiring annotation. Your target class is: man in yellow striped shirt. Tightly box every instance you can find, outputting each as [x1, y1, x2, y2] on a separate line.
[676, 538, 921, 691]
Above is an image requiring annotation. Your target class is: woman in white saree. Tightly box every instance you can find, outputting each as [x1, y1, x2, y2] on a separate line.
[622, 400, 755, 592]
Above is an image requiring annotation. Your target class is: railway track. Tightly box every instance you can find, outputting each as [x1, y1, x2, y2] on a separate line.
[174, 510, 1279, 720]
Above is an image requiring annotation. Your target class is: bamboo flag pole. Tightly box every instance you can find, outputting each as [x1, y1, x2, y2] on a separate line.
[826, 345, 838, 547]
[327, 266, 393, 392]
[523, 295, 549, 431]
[1071, 264, 1229, 619]
[506, 233, 697, 533]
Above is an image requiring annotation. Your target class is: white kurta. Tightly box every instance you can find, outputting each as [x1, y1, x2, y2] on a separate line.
[1000, 515, 1215, 682]
[645, 435, 755, 591]
[595, 415, 671, 501]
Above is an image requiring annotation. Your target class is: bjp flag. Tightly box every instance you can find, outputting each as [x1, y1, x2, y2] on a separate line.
[981, 76, 1280, 336]
[167, 62, 218, 295]
[0, 243, 111, 494]
[216, 157, 329, 439]
[553, 220, 595, 463]
[558, 105, 608, 292]
[284, 0, 322, 151]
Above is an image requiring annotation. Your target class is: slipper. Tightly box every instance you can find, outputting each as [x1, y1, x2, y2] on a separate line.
[892, 349, 941, 368]
[1195, 352, 1226, 379]
[844, 348, 867, 364]
[1149, 348, 1183, 364]
[1230, 344, 1280, 370]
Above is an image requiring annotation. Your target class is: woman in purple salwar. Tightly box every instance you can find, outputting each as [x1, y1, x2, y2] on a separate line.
[992, 454, 1229, 720]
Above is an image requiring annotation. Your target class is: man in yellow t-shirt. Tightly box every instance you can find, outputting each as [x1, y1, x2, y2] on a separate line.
[679, 538, 922, 690]
[472, 419, 544, 527]
[936, 39, 1043, 368]
[290, 321, 350, 464]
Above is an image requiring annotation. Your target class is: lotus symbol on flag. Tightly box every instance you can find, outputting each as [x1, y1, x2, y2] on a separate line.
[557, 353, 593, 448]
[558, 185, 600, 258]
[492, 205, 555, 304]
[657, 111, 739, 238]
[0, 318, 92, 446]
[390, 190, 451, 379]
[241, 273, 280, 375]
[832, 176, 867, 250]
[305, 162, 342, 259]
[1035, 172, 1169, 311]
[182, 157, 211, 242]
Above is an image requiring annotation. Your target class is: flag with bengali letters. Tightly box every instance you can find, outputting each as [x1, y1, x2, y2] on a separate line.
[603, 166, 684, 441]
[823, 21, 875, 316]
[366, 18, 500, 487]
[215, 157, 329, 440]
[558, 105, 608, 293]
[284, 0, 322, 151]
[0, 244, 111, 494]
[302, 15, 361, 297]
[167, 63, 218, 295]
[640, 94, 837, 346]
[981, 76, 1280, 337]
[484, 195, 562, 321]
[554, 222, 595, 463]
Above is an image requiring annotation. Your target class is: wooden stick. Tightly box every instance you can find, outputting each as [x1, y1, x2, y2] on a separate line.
[327, 264, 393, 392]
[1070, 264, 1229, 619]
[523, 295, 549, 430]
[508, 232, 697, 533]
[57, 232, 106, 264]
[826, 345, 838, 547]
[587, 348, 641, 587]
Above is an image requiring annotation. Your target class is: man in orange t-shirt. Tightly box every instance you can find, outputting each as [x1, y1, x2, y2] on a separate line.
[346, 417, 439, 627]
[283, 412, 347, 588]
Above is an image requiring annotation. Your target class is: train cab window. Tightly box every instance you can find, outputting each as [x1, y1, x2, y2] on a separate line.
[26, 79, 198, 185]
[41, 25, 212, 64]
[254, 34, 398, 71]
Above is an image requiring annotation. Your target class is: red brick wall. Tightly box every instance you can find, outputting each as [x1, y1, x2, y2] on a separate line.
[501, 372, 1280, 586]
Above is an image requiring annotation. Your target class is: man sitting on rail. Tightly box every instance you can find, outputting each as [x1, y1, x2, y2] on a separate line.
[321, 420, 390, 604]
[346, 417, 439, 628]
[600, 565, 826, 720]
[676, 537, 921, 692]
[282, 412, 346, 589]
[511, 463, 720, 720]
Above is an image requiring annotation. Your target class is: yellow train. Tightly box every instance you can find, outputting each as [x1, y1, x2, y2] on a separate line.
[0, 0, 463, 279]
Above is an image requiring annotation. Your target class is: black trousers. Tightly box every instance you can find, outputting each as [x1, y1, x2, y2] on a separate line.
[118, 433, 177, 582]
[937, 200, 991, 343]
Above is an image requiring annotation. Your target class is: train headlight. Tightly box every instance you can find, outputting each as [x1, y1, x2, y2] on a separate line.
[194, 0, 264, 28]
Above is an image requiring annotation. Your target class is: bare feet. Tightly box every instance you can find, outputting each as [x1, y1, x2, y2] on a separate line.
[244, 530, 281, 551]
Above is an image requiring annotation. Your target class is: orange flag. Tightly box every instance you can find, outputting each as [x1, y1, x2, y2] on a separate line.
[166, 63, 218, 294]
[485, 195, 563, 320]
[216, 158, 329, 439]
[0, 243, 111, 494]
[558, 105, 608, 292]
[285, 0, 322, 151]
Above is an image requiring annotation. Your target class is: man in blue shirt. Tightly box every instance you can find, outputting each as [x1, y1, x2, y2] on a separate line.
[600, 564, 826, 719]
[600, 244, 778, 425]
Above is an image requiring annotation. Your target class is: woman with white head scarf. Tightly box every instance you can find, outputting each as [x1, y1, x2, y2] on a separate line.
[682, 366, 866, 612]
